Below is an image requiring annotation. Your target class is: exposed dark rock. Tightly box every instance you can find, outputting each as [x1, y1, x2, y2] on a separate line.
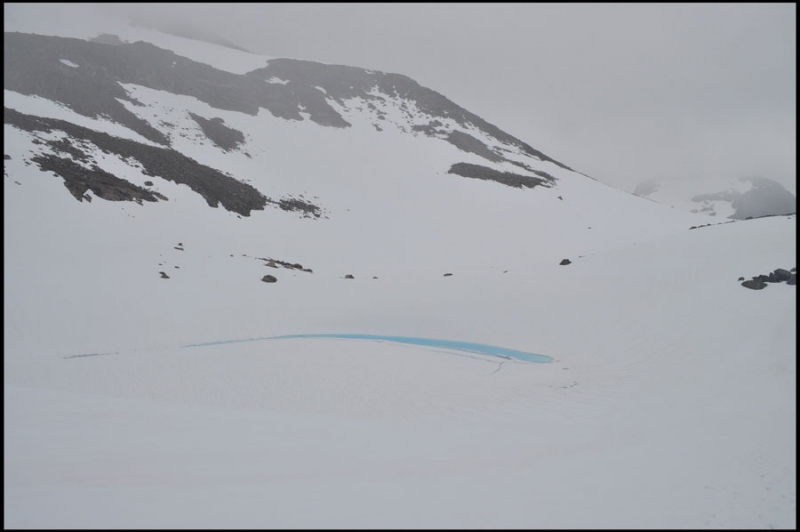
[741, 278, 766, 290]
[4, 107, 267, 216]
[249, 58, 574, 170]
[773, 268, 792, 282]
[274, 196, 322, 218]
[144, 180, 153, 186]
[443, 273, 453, 277]
[738, 277, 745, 281]
[30, 153, 165, 204]
[410, 120, 443, 135]
[344, 274, 354, 279]
[729, 178, 796, 220]
[447, 162, 551, 190]
[690, 177, 796, 220]
[5, 33, 567, 214]
[559, 259, 571, 266]
[788, 273, 796, 285]
[262, 275, 277, 283]
[188, 112, 245, 151]
[159, 271, 170, 279]
[444, 130, 503, 163]
[258, 257, 312, 273]
[5, 33, 171, 144]
[4, 154, 10, 160]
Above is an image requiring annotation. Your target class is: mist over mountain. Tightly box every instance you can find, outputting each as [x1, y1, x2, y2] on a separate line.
[4, 5, 795, 529]
[633, 176, 797, 220]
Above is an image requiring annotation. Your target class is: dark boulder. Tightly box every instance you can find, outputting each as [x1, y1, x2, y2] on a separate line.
[262, 275, 277, 283]
[559, 259, 571, 266]
[741, 278, 767, 290]
[159, 271, 169, 279]
[443, 273, 453, 277]
[737, 277, 745, 281]
[773, 268, 792, 282]
[788, 273, 796, 286]
[344, 274, 354, 279]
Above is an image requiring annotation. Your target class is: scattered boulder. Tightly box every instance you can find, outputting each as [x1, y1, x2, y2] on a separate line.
[737, 277, 745, 281]
[144, 180, 153, 186]
[344, 274, 354, 279]
[773, 268, 792, 282]
[266, 260, 278, 268]
[262, 275, 277, 283]
[373, 276, 378, 279]
[443, 273, 453, 277]
[740, 267, 796, 289]
[741, 278, 767, 290]
[559, 259, 571, 266]
[159, 271, 169, 279]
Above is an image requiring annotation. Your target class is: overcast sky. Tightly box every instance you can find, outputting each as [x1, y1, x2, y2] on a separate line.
[101, 3, 796, 193]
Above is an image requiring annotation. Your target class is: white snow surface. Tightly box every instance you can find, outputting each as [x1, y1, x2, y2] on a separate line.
[4, 12, 797, 529]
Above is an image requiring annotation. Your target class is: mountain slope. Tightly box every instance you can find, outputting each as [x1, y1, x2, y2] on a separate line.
[4, 5, 795, 529]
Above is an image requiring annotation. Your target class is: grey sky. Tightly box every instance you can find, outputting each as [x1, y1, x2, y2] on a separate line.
[101, 3, 796, 192]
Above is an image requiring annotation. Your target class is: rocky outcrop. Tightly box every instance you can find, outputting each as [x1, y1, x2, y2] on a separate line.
[559, 259, 571, 266]
[447, 162, 553, 190]
[740, 267, 796, 290]
[262, 275, 277, 283]
[4, 107, 268, 216]
[30, 153, 167, 204]
[188, 112, 245, 152]
[741, 278, 766, 290]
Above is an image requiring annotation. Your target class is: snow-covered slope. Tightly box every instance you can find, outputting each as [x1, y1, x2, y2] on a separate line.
[4, 5, 796, 529]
